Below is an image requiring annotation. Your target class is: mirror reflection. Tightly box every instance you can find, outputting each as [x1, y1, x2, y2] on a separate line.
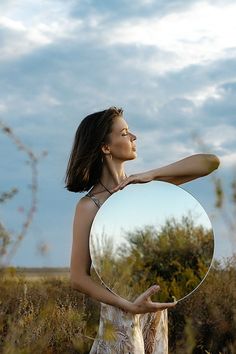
[89, 181, 214, 303]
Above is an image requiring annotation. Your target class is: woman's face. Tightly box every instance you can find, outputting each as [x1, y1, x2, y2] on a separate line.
[105, 117, 137, 162]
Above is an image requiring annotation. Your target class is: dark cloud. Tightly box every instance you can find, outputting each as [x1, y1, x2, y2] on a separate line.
[197, 81, 236, 125]
[69, 0, 234, 22]
[1, 0, 235, 263]
[1, 35, 236, 151]
[1, 0, 235, 157]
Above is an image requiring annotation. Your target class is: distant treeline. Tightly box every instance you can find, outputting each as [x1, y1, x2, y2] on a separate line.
[12, 267, 70, 273]
[0, 255, 235, 353]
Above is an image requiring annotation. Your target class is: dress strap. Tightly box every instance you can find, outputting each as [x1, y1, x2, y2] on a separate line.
[85, 191, 102, 209]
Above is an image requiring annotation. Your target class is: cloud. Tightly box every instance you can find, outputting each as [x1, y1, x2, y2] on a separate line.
[1, 47, 235, 173]
[0, 1, 83, 61]
[1, 0, 236, 264]
[99, 1, 236, 74]
[69, 0, 235, 23]
[220, 152, 236, 167]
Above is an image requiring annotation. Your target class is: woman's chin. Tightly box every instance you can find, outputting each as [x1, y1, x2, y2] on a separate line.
[123, 151, 137, 161]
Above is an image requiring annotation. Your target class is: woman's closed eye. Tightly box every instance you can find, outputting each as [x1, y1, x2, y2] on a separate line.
[122, 131, 130, 136]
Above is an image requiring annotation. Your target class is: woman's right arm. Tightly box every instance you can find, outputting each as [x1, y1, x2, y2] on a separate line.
[70, 198, 132, 312]
[70, 198, 177, 314]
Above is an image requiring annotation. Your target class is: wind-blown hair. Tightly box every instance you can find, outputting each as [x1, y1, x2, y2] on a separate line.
[64, 106, 123, 192]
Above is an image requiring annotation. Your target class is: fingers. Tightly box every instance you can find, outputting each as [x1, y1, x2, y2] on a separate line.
[144, 285, 160, 300]
[133, 285, 161, 308]
[111, 178, 130, 193]
[154, 301, 178, 310]
[146, 285, 178, 311]
[110, 185, 121, 193]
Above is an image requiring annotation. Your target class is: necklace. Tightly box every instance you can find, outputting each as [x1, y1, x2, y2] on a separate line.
[99, 173, 127, 195]
[99, 180, 112, 195]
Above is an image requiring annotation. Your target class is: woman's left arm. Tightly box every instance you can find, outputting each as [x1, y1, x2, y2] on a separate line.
[111, 154, 220, 192]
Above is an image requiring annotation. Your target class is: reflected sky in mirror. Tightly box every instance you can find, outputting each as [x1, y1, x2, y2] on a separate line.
[90, 181, 214, 303]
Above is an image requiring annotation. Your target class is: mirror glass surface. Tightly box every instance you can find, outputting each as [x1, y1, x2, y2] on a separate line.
[89, 181, 214, 303]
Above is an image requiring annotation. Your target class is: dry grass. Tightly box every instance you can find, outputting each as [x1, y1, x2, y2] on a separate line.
[0, 255, 235, 353]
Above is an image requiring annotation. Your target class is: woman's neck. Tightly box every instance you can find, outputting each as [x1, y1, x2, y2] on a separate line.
[100, 159, 127, 189]
[92, 161, 127, 196]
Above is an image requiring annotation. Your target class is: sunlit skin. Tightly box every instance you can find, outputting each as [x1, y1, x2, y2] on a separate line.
[89, 115, 220, 199]
[70, 113, 221, 315]
[88, 116, 138, 199]
[88, 116, 178, 311]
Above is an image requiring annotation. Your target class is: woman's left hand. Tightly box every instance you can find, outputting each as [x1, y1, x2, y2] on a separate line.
[110, 172, 154, 193]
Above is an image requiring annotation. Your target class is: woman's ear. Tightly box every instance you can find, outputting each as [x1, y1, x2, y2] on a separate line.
[101, 143, 110, 156]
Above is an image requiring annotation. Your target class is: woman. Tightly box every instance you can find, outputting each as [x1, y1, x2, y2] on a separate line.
[64, 106, 220, 353]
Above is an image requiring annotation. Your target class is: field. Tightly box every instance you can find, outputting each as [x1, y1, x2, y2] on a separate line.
[0, 256, 236, 354]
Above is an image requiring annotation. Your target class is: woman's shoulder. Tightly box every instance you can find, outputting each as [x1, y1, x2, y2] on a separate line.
[73, 197, 99, 227]
[77, 193, 101, 212]
[82, 191, 102, 209]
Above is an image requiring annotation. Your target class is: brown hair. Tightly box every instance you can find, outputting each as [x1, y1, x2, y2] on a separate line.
[64, 106, 123, 192]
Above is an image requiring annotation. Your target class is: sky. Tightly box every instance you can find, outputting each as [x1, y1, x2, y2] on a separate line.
[90, 181, 213, 258]
[0, 0, 236, 268]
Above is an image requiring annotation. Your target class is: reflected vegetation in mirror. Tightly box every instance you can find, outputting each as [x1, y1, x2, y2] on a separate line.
[89, 181, 215, 303]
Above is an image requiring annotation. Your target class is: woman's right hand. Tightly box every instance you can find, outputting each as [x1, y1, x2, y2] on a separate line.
[129, 284, 177, 314]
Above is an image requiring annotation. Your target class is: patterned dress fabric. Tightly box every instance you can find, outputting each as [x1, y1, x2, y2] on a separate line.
[85, 191, 169, 353]
[89, 302, 168, 353]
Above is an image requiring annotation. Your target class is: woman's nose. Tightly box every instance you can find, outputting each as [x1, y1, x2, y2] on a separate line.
[129, 132, 137, 140]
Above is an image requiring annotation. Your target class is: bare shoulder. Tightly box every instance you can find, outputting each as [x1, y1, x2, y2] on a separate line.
[75, 195, 99, 220]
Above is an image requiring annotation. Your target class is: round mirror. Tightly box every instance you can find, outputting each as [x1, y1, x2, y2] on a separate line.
[89, 181, 214, 303]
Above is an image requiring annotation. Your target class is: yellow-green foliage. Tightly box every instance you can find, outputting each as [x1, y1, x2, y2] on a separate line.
[0, 255, 235, 353]
[168, 255, 236, 353]
[0, 272, 100, 353]
[0, 214, 234, 353]
[91, 212, 214, 302]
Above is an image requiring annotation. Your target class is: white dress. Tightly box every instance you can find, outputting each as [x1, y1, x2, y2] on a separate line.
[89, 303, 168, 354]
[85, 191, 169, 353]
